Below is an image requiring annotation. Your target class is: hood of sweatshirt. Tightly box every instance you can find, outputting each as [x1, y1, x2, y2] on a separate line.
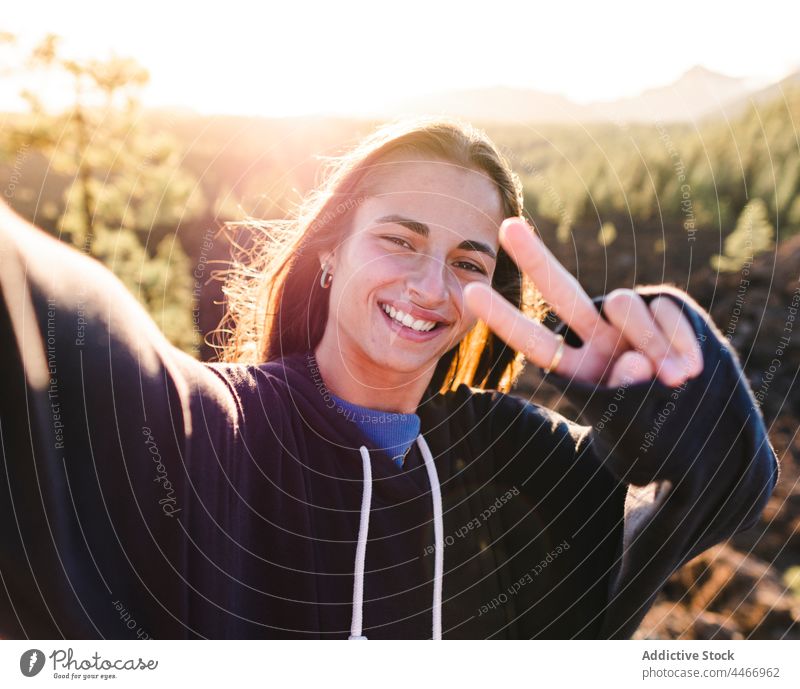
[254, 349, 449, 639]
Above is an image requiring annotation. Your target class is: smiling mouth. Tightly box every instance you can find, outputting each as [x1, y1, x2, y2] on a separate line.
[377, 301, 447, 333]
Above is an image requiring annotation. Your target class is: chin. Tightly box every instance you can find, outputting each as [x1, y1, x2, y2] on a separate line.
[368, 345, 441, 376]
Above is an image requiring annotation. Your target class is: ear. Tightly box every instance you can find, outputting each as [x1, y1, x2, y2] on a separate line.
[317, 249, 335, 268]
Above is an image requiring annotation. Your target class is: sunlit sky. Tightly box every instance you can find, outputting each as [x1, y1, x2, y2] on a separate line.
[3, 0, 800, 117]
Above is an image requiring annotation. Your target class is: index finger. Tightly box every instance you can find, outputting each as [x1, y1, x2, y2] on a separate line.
[500, 218, 617, 346]
[462, 281, 575, 375]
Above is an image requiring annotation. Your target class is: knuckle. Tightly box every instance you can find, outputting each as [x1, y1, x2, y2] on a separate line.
[648, 295, 676, 318]
[648, 295, 668, 312]
[620, 349, 652, 372]
[604, 288, 637, 317]
[612, 350, 653, 384]
[606, 288, 633, 305]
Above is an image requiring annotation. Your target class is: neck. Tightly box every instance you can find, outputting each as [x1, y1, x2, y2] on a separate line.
[313, 334, 433, 415]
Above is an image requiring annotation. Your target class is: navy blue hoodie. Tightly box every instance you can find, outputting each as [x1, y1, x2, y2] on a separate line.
[0, 213, 779, 639]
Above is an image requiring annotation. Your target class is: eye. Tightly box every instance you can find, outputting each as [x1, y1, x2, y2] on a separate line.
[454, 261, 487, 276]
[383, 235, 414, 250]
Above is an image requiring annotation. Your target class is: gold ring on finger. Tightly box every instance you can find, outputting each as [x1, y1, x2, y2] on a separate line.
[543, 334, 565, 375]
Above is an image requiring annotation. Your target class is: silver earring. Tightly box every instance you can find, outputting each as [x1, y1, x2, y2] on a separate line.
[320, 263, 333, 289]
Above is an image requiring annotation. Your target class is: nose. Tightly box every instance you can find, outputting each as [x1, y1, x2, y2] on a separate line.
[407, 255, 449, 306]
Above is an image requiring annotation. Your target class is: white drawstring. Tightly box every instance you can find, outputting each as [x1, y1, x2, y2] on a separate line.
[417, 433, 444, 640]
[349, 445, 373, 640]
[348, 434, 444, 640]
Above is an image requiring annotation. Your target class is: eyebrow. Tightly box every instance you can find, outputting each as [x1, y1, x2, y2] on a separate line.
[375, 214, 498, 261]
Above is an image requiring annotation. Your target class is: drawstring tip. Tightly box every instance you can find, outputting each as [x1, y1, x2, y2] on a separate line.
[348, 634, 368, 640]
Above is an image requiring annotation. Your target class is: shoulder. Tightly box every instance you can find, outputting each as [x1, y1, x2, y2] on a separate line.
[198, 361, 291, 429]
[199, 353, 321, 429]
[203, 355, 304, 395]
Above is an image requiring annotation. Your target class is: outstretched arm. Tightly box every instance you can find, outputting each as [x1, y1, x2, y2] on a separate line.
[0, 202, 223, 638]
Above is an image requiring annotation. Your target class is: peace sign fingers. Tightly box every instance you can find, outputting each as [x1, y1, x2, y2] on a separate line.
[463, 217, 705, 389]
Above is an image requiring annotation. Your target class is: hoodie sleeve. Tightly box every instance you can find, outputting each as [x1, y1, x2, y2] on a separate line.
[0, 206, 236, 639]
[539, 284, 780, 638]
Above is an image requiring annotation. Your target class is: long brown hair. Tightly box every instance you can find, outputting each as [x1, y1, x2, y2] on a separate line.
[217, 116, 547, 394]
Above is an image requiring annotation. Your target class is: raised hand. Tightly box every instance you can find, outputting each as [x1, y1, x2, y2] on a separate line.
[463, 218, 704, 389]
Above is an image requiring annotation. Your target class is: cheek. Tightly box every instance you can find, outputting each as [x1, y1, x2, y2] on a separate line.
[373, 253, 413, 277]
[332, 254, 399, 308]
[344, 254, 411, 294]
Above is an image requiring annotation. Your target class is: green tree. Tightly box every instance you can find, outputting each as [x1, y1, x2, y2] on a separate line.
[711, 198, 775, 272]
[11, 34, 202, 354]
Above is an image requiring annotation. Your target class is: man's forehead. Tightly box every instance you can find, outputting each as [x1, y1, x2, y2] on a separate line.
[364, 157, 498, 192]
[364, 171, 503, 221]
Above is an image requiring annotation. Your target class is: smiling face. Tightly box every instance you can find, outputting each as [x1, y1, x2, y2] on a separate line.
[315, 154, 506, 392]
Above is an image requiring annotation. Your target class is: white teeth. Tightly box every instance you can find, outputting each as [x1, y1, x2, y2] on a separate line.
[381, 303, 438, 332]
